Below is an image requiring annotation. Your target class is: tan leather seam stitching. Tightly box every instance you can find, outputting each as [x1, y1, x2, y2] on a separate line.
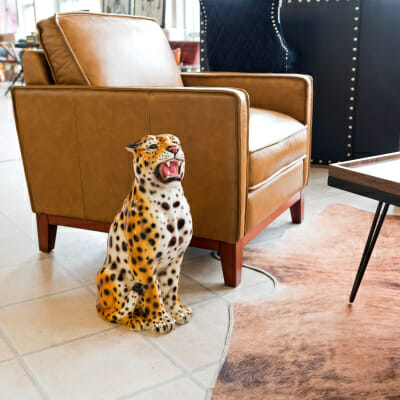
[16, 86, 251, 96]
[243, 90, 250, 242]
[236, 91, 243, 242]
[71, 90, 87, 218]
[10, 90, 37, 213]
[54, 13, 91, 85]
[248, 157, 306, 192]
[56, 11, 156, 23]
[181, 73, 313, 84]
[304, 78, 313, 185]
[233, 88, 249, 242]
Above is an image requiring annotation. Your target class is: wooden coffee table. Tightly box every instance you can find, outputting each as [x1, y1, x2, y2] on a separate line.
[328, 152, 400, 303]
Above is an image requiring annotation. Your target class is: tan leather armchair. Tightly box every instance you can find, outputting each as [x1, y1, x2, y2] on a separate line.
[12, 13, 313, 287]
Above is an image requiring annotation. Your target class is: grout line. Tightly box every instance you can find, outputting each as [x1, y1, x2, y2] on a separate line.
[140, 333, 208, 393]
[45, 252, 104, 298]
[50, 256, 97, 290]
[140, 333, 193, 376]
[182, 288, 218, 307]
[0, 257, 116, 362]
[182, 277, 231, 306]
[21, 326, 119, 358]
[191, 361, 220, 375]
[188, 373, 209, 392]
[191, 361, 223, 393]
[136, 292, 240, 396]
[181, 269, 225, 298]
[183, 250, 213, 263]
[0, 209, 41, 242]
[86, 284, 97, 295]
[181, 262, 276, 306]
[184, 294, 218, 308]
[0, 326, 50, 400]
[0, 247, 99, 313]
[117, 373, 188, 400]
[181, 255, 242, 302]
[0, 285, 83, 310]
[0, 253, 56, 273]
[182, 278, 275, 308]
[0, 356, 16, 365]
[0, 249, 49, 271]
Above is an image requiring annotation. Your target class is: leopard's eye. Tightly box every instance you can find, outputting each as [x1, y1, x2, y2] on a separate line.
[148, 144, 158, 150]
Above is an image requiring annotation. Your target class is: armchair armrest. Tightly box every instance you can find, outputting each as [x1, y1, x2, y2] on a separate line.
[182, 72, 313, 184]
[181, 72, 313, 127]
[12, 85, 249, 243]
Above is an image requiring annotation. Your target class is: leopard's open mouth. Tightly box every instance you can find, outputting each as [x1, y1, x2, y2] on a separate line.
[155, 159, 184, 183]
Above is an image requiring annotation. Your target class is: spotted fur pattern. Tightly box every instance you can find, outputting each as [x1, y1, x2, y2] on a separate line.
[96, 134, 193, 334]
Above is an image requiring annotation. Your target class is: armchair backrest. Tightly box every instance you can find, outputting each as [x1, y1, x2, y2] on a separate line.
[37, 12, 183, 87]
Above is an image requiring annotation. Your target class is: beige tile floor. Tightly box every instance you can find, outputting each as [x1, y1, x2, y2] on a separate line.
[0, 87, 398, 399]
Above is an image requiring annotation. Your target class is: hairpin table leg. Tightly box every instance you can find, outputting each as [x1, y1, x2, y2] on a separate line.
[349, 201, 390, 303]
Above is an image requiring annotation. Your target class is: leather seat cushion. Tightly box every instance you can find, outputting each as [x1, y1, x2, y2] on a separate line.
[249, 107, 308, 189]
[37, 13, 183, 87]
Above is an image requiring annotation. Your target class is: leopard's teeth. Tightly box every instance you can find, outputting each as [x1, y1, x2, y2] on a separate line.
[166, 161, 171, 167]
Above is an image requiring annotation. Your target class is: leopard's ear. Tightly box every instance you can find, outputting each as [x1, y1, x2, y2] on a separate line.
[125, 141, 140, 154]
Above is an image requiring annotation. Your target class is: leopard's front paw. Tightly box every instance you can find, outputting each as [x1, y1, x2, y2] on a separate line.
[125, 315, 146, 331]
[171, 305, 193, 325]
[151, 310, 175, 334]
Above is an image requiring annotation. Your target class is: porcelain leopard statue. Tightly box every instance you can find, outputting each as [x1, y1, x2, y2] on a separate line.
[96, 134, 193, 334]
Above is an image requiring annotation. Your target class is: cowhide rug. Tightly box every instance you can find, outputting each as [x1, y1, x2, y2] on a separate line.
[212, 204, 400, 399]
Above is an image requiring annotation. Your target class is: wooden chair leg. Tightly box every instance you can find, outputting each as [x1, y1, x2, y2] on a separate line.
[290, 190, 304, 224]
[220, 240, 243, 287]
[36, 213, 57, 253]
